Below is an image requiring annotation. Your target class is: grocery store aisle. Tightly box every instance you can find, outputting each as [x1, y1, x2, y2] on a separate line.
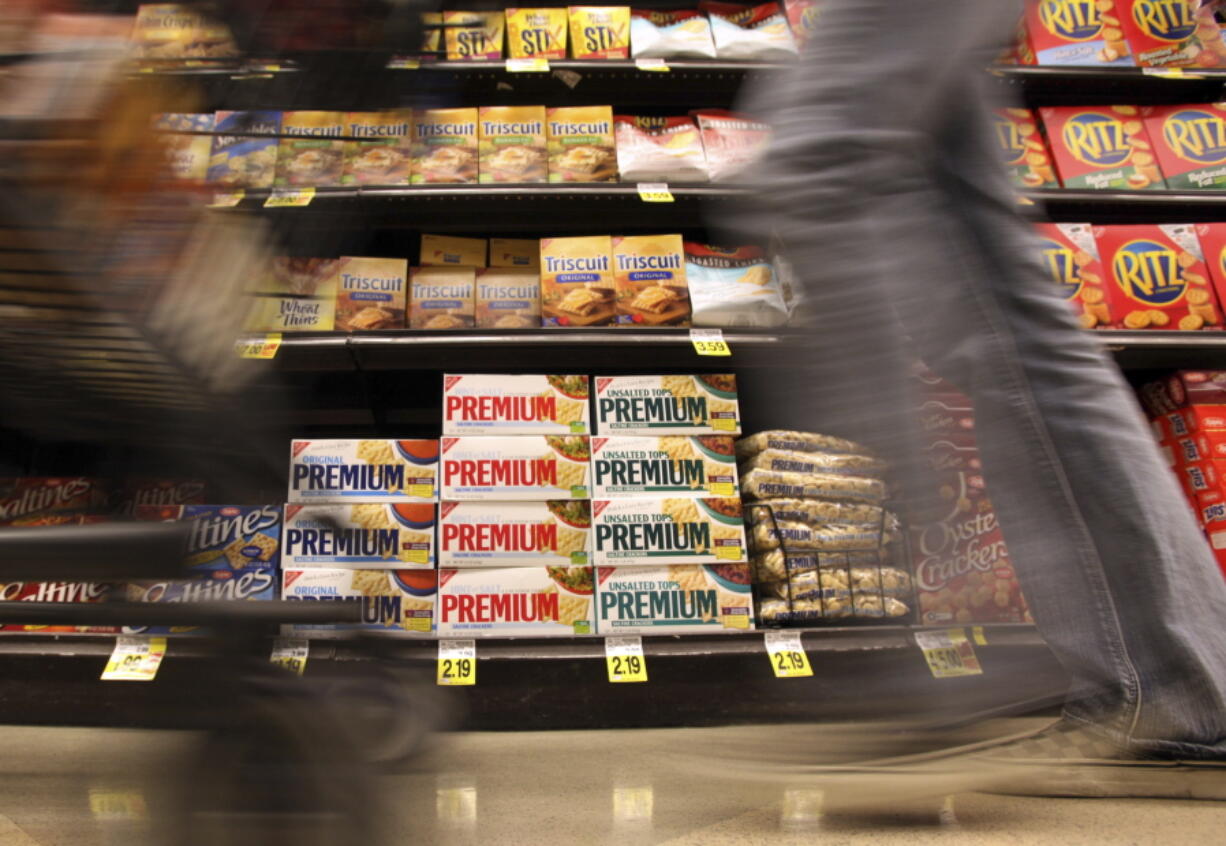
[0, 724, 1220, 845]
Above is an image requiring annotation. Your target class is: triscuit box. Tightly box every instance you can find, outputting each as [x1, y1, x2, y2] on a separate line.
[421, 234, 487, 267]
[547, 106, 617, 183]
[282, 568, 437, 636]
[1141, 103, 1226, 190]
[154, 113, 214, 183]
[443, 374, 590, 435]
[506, 8, 569, 58]
[282, 503, 436, 569]
[134, 504, 282, 572]
[568, 7, 631, 59]
[591, 436, 738, 498]
[437, 566, 596, 636]
[630, 9, 717, 58]
[1033, 222, 1115, 329]
[490, 238, 540, 269]
[593, 374, 741, 435]
[342, 110, 413, 186]
[440, 435, 591, 499]
[991, 108, 1059, 189]
[335, 256, 406, 331]
[246, 257, 339, 332]
[1018, 0, 1134, 65]
[1115, 0, 1226, 69]
[1039, 105, 1166, 190]
[1093, 223, 1223, 331]
[443, 10, 505, 60]
[701, 1, 798, 60]
[595, 563, 754, 634]
[479, 105, 548, 183]
[476, 268, 541, 328]
[540, 235, 616, 326]
[208, 110, 281, 189]
[592, 497, 747, 565]
[613, 234, 690, 326]
[276, 111, 345, 188]
[288, 439, 439, 503]
[411, 108, 478, 184]
[439, 500, 591, 566]
[410, 266, 476, 329]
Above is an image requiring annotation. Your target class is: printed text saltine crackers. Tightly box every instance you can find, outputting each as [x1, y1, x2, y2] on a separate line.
[443, 374, 590, 434]
[1033, 222, 1116, 329]
[591, 436, 738, 498]
[594, 374, 741, 434]
[282, 568, 437, 635]
[289, 439, 439, 503]
[1041, 105, 1166, 191]
[283, 503, 436, 569]
[437, 566, 596, 636]
[1141, 103, 1226, 191]
[596, 564, 754, 634]
[439, 500, 591, 567]
[592, 497, 747, 566]
[440, 436, 591, 499]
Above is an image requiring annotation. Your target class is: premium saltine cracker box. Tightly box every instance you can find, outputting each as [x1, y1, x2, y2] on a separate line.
[289, 439, 439, 503]
[436, 566, 595, 636]
[591, 436, 737, 498]
[593, 374, 741, 435]
[124, 567, 277, 635]
[438, 500, 591, 566]
[595, 563, 754, 634]
[443, 374, 590, 434]
[591, 496, 747, 565]
[282, 503, 436, 568]
[440, 436, 591, 499]
[334, 256, 406, 331]
[282, 568, 437, 635]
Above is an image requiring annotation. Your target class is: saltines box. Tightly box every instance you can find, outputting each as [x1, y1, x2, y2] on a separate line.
[442, 374, 590, 435]
[282, 503, 437, 569]
[591, 496, 747, 565]
[436, 566, 595, 636]
[595, 563, 754, 634]
[593, 374, 740, 435]
[591, 436, 738, 498]
[438, 500, 591, 567]
[440, 435, 591, 500]
[289, 440, 439, 503]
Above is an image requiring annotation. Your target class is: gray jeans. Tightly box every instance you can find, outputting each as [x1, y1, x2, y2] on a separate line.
[742, 0, 1226, 756]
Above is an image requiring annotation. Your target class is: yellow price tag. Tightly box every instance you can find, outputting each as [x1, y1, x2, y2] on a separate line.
[722, 612, 750, 629]
[387, 56, 421, 69]
[606, 636, 648, 683]
[710, 417, 737, 431]
[708, 481, 736, 496]
[437, 639, 476, 686]
[1142, 67, 1196, 79]
[637, 182, 675, 203]
[635, 58, 670, 72]
[264, 187, 315, 207]
[270, 638, 308, 675]
[405, 548, 430, 565]
[409, 484, 435, 499]
[209, 189, 245, 208]
[765, 631, 813, 678]
[406, 617, 432, 633]
[89, 790, 149, 821]
[915, 628, 983, 678]
[714, 544, 743, 560]
[690, 328, 731, 357]
[507, 57, 550, 72]
[236, 333, 282, 359]
[101, 636, 166, 682]
[972, 625, 987, 646]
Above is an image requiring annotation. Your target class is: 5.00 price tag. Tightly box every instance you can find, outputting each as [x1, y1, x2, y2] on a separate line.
[605, 636, 647, 683]
[764, 631, 813, 678]
[437, 639, 476, 686]
[236, 333, 282, 359]
[101, 636, 167, 682]
[915, 628, 983, 679]
[270, 638, 309, 675]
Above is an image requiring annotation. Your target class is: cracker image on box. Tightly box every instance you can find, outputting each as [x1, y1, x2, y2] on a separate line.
[444, 10, 505, 60]
[1034, 222, 1114, 328]
[479, 106, 547, 183]
[289, 439, 439, 503]
[476, 268, 541, 328]
[342, 110, 412, 186]
[592, 436, 737, 498]
[592, 496, 747, 565]
[335, 256, 406, 331]
[439, 500, 591, 566]
[283, 568, 437, 635]
[412, 108, 478, 184]
[246, 257, 339, 332]
[596, 563, 754, 634]
[1141, 103, 1226, 190]
[438, 566, 595, 636]
[992, 108, 1059, 189]
[547, 106, 616, 182]
[490, 238, 540, 269]
[1040, 105, 1166, 190]
[443, 374, 589, 435]
[506, 8, 569, 58]
[568, 7, 631, 59]
[410, 266, 476, 329]
[421, 234, 487, 267]
[594, 374, 741, 434]
[540, 235, 615, 326]
[283, 503, 436, 568]
[208, 110, 280, 189]
[276, 111, 345, 188]
[613, 234, 690, 326]
[441, 435, 591, 499]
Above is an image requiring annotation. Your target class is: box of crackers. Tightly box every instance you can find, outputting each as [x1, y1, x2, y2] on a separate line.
[436, 566, 595, 636]
[506, 7, 569, 58]
[443, 10, 505, 60]
[439, 435, 591, 500]
[0, 477, 107, 524]
[282, 568, 437, 636]
[593, 374, 741, 435]
[438, 500, 591, 567]
[1033, 222, 1116, 328]
[0, 581, 119, 635]
[1114, 0, 1226, 68]
[133, 504, 282, 572]
[594, 563, 754, 634]
[479, 105, 548, 183]
[288, 440, 439, 503]
[443, 374, 590, 435]
[1141, 104, 1226, 190]
[1040, 105, 1166, 190]
[612, 234, 690, 327]
[540, 235, 616, 326]
[591, 436, 738, 499]
[282, 504, 436, 569]
[993, 108, 1060, 189]
[1018, 0, 1135, 65]
[1196, 224, 1226, 314]
[1093, 224, 1223, 330]
[334, 256, 407, 331]
[411, 108, 478, 184]
[591, 497, 747, 566]
[475, 268, 541, 328]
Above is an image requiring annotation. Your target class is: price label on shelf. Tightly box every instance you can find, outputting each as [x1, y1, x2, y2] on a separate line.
[387, 56, 421, 69]
[635, 58, 670, 72]
[1142, 67, 1198, 79]
[270, 638, 309, 675]
[209, 190, 245, 208]
[972, 626, 987, 646]
[915, 628, 983, 679]
[264, 187, 315, 207]
[507, 57, 550, 72]
[690, 328, 731, 357]
[721, 610, 750, 629]
[236, 333, 282, 359]
[437, 639, 476, 686]
[101, 636, 166, 682]
[765, 631, 813, 678]
[605, 636, 647, 683]
[637, 182, 674, 203]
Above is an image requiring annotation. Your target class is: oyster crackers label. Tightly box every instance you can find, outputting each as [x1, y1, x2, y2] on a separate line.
[443, 374, 590, 435]
[591, 436, 737, 498]
[283, 504, 436, 568]
[1142, 103, 1226, 190]
[438, 500, 591, 566]
[283, 569, 437, 636]
[440, 436, 591, 499]
[289, 440, 439, 503]
[595, 564, 754, 634]
[1040, 105, 1166, 190]
[593, 374, 741, 435]
[592, 497, 747, 566]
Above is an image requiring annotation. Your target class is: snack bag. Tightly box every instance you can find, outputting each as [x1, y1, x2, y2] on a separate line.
[685, 243, 789, 327]
[568, 7, 631, 58]
[612, 234, 690, 326]
[992, 107, 1059, 189]
[276, 111, 346, 188]
[540, 235, 616, 326]
[411, 108, 478, 184]
[1114, 0, 1226, 68]
[334, 256, 407, 331]
[614, 115, 709, 183]
[479, 105, 548, 183]
[783, 0, 820, 49]
[506, 8, 569, 58]
[208, 110, 280, 189]
[1140, 103, 1226, 190]
[547, 106, 617, 182]
[692, 109, 770, 182]
[342, 110, 412, 186]
[443, 11, 505, 60]
[1017, 0, 1134, 65]
[1039, 105, 1166, 190]
[1033, 223, 1114, 328]
[701, 1, 798, 60]
[629, 9, 717, 58]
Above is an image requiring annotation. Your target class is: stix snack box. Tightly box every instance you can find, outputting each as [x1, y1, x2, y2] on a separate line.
[1094, 224, 1223, 330]
[282, 569, 437, 635]
[1033, 222, 1115, 329]
[443, 374, 590, 435]
[591, 436, 738, 499]
[282, 504, 436, 569]
[1114, 0, 1226, 68]
[993, 108, 1060, 189]
[479, 105, 548, 183]
[506, 8, 569, 58]
[1142, 104, 1226, 190]
[612, 234, 690, 326]
[439, 435, 591, 500]
[342, 110, 412, 186]
[334, 256, 406, 331]
[595, 563, 754, 634]
[1019, 0, 1135, 65]
[438, 500, 591, 567]
[540, 235, 616, 326]
[547, 106, 617, 182]
[411, 108, 478, 184]
[444, 11, 505, 60]
[437, 566, 596, 636]
[289, 439, 439, 503]
[1195, 224, 1226, 314]
[568, 7, 631, 58]
[1040, 105, 1166, 190]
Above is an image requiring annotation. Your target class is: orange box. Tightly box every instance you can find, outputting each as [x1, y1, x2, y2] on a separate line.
[1018, 0, 1134, 65]
[1140, 103, 1226, 190]
[1114, 0, 1226, 68]
[1040, 105, 1166, 190]
[994, 108, 1059, 189]
[1093, 224, 1223, 331]
[1033, 222, 1115, 329]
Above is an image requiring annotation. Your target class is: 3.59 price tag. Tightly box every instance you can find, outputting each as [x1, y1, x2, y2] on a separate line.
[270, 638, 309, 675]
[605, 636, 647, 683]
[437, 639, 476, 686]
[915, 628, 983, 679]
[101, 636, 167, 682]
[765, 631, 812, 678]
[690, 328, 731, 357]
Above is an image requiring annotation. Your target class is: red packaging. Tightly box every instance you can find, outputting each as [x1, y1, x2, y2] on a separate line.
[1199, 488, 1226, 527]
[1018, 0, 1136, 65]
[1034, 222, 1115, 328]
[1040, 106, 1166, 190]
[690, 109, 770, 182]
[995, 108, 1060, 189]
[1195, 428, 1226, 459]
[917, 399, 977, 447]
[116, 478, 207, 515]
[0, 581, 120, 634]
[783, 0, 819, 48]
[0, 477, 107, 525]
[1173, 403, 1226, 434]
[1161, 370, 1226, 408]
[1140, 104, 1226, 190]
[1093, 224, 1222, 330]
[1194, 223, 1226, 318]
[1115, 0, 1226, 68]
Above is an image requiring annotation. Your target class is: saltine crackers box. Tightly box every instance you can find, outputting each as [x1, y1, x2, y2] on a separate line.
[276, 111, 346, 188]
[593, 374, 741, 435]
[342, 110, 413, 186]
[443, 10, 505, 60]
[592, 497, 748, 566]
[289, 439, 440, 503]
[1141, 103, 1226, 190]
[992, 108, 1059, 189]
[411, 108, 478, 184]
[612, 234, 691, 327]
[410, 266, 476, 329]
[440, 435, 591, 499]
[1093, 224, 1223, 330]
[590, 436, 738, 498]
[438, 500, 591, 566]
[1115, 0, 1226, 68]
[282, 568, 437, 635]
[479, 105, 548, 183]
[1040, 105, 1166, 190]
[568, 7, 631, 59]
[547, 106, 617, 183]
[595, 563, 754, 634]
[134, 504, 283, 572]
[124, 566, 278, 635]
[282, 503, 437, 569]
[421, 234, 487, 267]
[1018, 0, 1134, 65]
[1033, 222, 1115, 328]
[443, 374, 590, 435]
[334, 256, 406, 331]
[540, 235, 616, 326]
[506, 8, 569, 59]
[437, 566, 596, 636]
[475, 268, 541, 328]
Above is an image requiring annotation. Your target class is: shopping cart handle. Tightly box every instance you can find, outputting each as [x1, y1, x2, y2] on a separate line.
[0, 522, 191, 582]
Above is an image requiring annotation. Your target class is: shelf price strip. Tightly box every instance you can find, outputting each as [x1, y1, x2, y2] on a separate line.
[605, 636, 648, 683]
[635, 58, 669, 72]
[101, 636, 167, 681]
[438, 639, 476, 686]
[209, 189, 244, 207]
[637, 182, 674, 202]
[236, 332, 282, 359]
[764, 631, 812, 678]
[270, 638, 309, 675]
[690, 328, 731, 357]
[507, 57, 550, 72]
[264, 187, 315, 207]
[915, 628, 983, 679]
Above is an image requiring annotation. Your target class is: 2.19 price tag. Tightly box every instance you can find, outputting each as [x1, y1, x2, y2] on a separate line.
[690, 328, 731, 357]
[270, 638, 309, 675]
[437, 639, 476, 686]
[765, 631, 813, 678]
[915, 628, 983, 678]
[605, 636, 647, 683]
[101, 636, 167, 682]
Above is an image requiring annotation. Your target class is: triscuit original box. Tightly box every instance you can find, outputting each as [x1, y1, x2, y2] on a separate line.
[411, 108, 478, 184]
[547, 106, 617, 183]
[992, 108, 1059, 189]
[342, 110, 413, 186]
[476, 268, 541, 328]
[1018, 0, 1134, 65]
[246, 257, 338, 333]
[440, 436, 591, 499]
[1033, 222, 1115, 329]
[1141, 104, 1226, 190]
[592, 497, 747, 565]
[276, 111, 346, 188]
[410, 266, 476, 329]
[334, 256, 406, 331]
[439, 500, 591, 566]
[1115, 0, 1226, 68]
[612, 234, 690, 326]
[1094, 224, 1223, 330]
[490, 238, 540, 269]
[289, 439, 439, 503]
[594, 374, 741, 435]
[479, 105, 548, 183]
[443, 10, 505, 60]
[1040, 105, 1166, 190]
[540, 235, 616, 326]
[437, 566, 595, 636]
[421, 234, 487, 267]
[154, 113, 214, 183]
[282, 503, 436, 568]
[443, 374, 590, 435]
[282, 568, 437, 636]
[568, 7, 631, 58]
[208, 110, 280, 189]
[135, 504, 282, 572]
[506, 8, 569, 59]
[595, 563, 754, 634]
[591, 436, 737, 498]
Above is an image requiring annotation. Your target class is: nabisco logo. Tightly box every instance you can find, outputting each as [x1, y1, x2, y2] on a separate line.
[913, 510, 1009, 592]
[0, 478, 95, 521]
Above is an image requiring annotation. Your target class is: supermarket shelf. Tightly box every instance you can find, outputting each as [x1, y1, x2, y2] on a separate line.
[994, 65, 1226, 106]
[1033, 189, 1226, 223]
[1097, 330, 1226, 369]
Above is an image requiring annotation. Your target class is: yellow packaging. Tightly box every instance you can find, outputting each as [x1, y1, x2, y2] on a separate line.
[540, 235, 615, 326]
[335, 256, 407, 331]
[421, 234, 488, 267]
[342, 110, 412, 186]
[247, 257, 339, 332]
[490, 238, 541, 269]
[410, 266, 476, 329]
[613, 234, 689, 327]
[444, 11, 505, 60]
[568, 7, 630, 59]
[412, 108, 478, 184]
[479, 106, 548, 183]
[506, 8, 569, 59]
[547, 105, 617, 183]
[276, 111, 346, 188]
[421, 12, 443, 54]
[476, 268, 541, 328]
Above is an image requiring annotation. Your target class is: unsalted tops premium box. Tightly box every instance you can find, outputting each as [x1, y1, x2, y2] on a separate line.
[437, 566, 595, 636]
[591, 436, 737, 498]
[440, 436, 591, 499]
[593, 374, 741, 435]
[592, 496, 747, 566]
[438, 500, 591, 566]
[612, 234, 690, 327]
[282, 568, 437, 635]
[540, 235, 616, 326]
[282, 503, 436, 569]
[1093, 224, 1223, 330]
[288, 439, 439, 503]
[595, 563, 754, 634]
[1018, 0, 1134, 65]
[1141, 103, 1226, 190]
[135, 504, 282, 572]
[992, 108, 1059, 189]
[443, 374, 590, 435]
[334, 256, 406, 331]
[1040, 105, 1165, 190]
[1033, 222, 1115, 328]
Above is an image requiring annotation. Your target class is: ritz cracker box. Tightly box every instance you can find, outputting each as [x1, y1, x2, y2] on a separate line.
[282, 503, 437, 569]
[1140, 103, 1226, 190]
[1018, 0, 1134, 65]
[1194, 223, 1226, 312]
[1040, 105, 1166, 190]
[288, 439, 439, 503]
[1112, 0, 1226, 68]
[436, 566, 596, 636]
[282, 568, 437, 636]
[992, 108, 1060, 189]
[1033, 222, 1115, 328]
